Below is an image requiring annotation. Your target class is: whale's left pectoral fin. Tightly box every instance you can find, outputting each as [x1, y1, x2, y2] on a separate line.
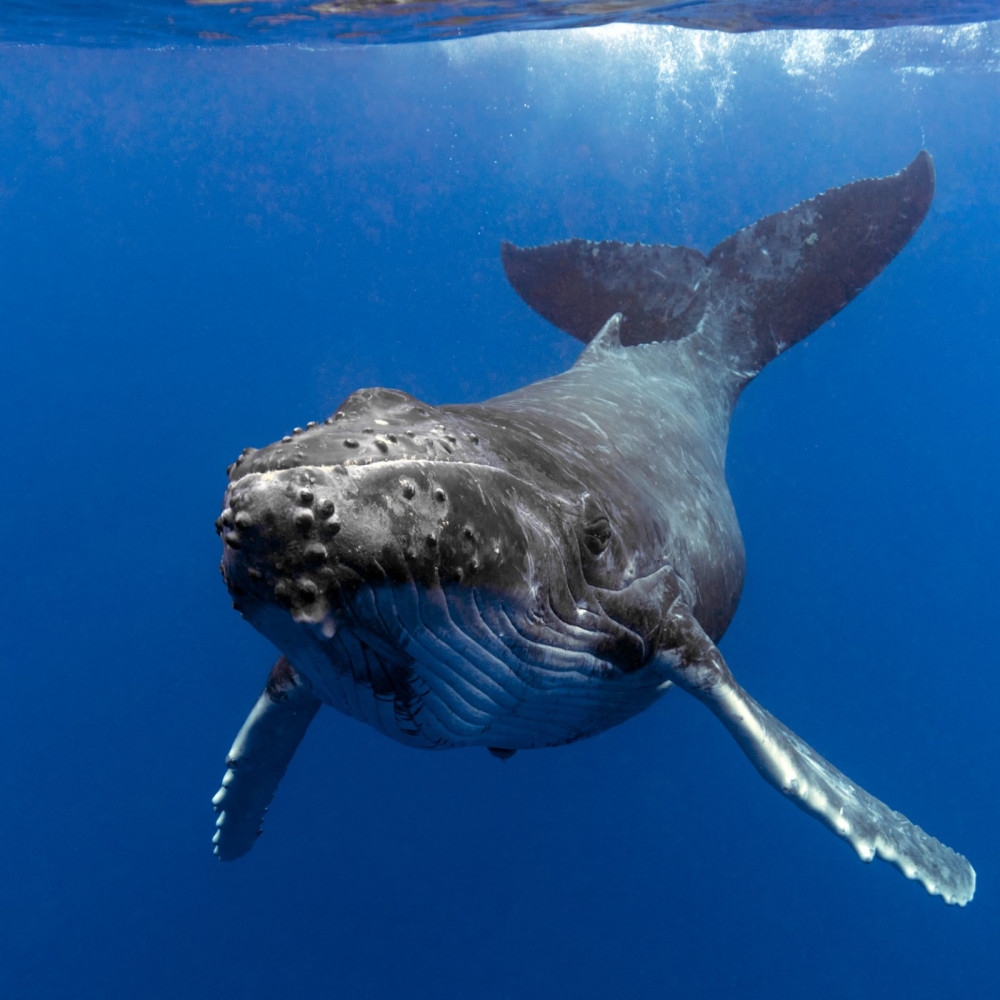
[653, 609, 976, 905]
[212, 658, 322, 861]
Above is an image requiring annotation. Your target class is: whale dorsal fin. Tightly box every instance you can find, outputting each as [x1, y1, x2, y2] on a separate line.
[502, 151, 934, 391]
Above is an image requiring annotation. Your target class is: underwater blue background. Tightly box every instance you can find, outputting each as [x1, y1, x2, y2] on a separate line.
[1, 23, 998, 998]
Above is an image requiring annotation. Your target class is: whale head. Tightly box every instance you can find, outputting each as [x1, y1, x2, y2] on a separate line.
[217, 384, 655, 751]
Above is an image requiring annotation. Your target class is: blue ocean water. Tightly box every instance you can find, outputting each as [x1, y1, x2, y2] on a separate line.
[1, 18, 998, 999]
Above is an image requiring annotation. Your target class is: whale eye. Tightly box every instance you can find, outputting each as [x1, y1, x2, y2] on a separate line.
[579, 494, 611, 557]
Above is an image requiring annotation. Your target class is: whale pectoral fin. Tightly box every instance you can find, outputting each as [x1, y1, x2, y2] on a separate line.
[653, 609, 975, 906]
[212, 657, 322, 861]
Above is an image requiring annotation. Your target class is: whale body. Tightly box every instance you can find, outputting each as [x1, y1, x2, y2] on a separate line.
[212, 151, 974, 905]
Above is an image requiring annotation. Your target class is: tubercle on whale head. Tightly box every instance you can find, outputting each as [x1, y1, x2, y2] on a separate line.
[218, 458, 615, 643]
[223, 386, 486, 483]
[216, 384, 504, 616]
[220, 453, 596, 612]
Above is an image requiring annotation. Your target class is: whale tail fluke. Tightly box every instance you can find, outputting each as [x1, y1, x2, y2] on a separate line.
[501, 151, 934, 391]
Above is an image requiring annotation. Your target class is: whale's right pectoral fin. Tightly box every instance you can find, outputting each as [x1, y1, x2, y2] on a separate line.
[212, 657, 322, 861]
[652, 608, 975, 906]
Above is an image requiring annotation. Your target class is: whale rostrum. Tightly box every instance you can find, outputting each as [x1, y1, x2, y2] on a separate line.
[212, 151, 975, 905]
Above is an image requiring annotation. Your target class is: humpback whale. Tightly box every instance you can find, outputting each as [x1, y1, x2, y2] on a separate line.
[212, 151, 975, 905]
